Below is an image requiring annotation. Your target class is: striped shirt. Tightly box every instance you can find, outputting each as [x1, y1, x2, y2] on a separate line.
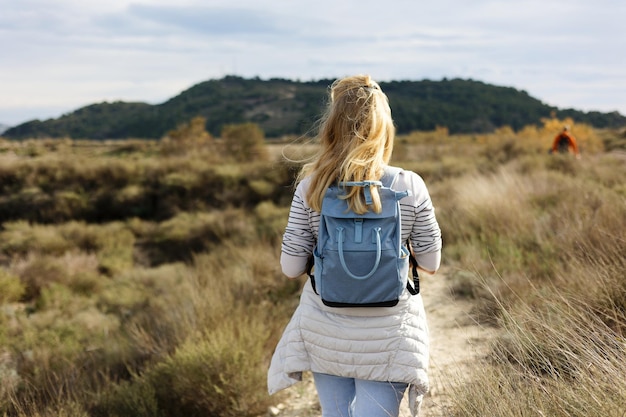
[281, 168, 442, 277]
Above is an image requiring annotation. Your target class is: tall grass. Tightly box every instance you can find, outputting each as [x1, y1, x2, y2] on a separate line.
[450, 281, 626, 416]
[0, 122, 624, 416]
[0, 141, 293, 223]
[434, 141, 626, 415]
[0, 138, 299, 416]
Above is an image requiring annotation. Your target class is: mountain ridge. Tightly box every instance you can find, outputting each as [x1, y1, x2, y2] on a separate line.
[4, 75, 625, 140]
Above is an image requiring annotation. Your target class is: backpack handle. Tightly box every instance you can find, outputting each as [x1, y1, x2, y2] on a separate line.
[336, 226, 382, 280]
[340, 180, 383, 205]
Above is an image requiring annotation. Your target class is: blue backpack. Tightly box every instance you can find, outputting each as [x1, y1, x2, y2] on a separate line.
[307, 166, 419, 307]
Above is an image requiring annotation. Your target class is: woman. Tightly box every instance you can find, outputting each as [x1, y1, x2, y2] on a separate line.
[268, 75, 442, 417]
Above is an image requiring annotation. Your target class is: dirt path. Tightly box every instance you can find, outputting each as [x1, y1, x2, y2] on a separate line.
[269, 269, 498, 417]
[414, 269, 498, 416]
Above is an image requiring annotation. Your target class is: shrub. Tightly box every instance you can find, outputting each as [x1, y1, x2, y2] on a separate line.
[136, 210, 255, 265]
[0, 269, 24, 303]
[168, 116, 211, 141]
[92, 377, 159, 417]
[221, 122, 268, 162]
[253, 201, 289, 242]
[0, 221, 70, 256]
[144, 308, 277, 417]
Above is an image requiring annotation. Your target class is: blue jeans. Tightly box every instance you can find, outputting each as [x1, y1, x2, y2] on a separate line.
[312, 372, 408, 417]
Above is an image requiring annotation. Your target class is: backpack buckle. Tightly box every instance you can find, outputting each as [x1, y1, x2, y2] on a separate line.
[354, 218, 363, 243]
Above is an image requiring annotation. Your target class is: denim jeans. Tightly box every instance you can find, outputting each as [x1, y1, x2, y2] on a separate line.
[312, 372, 408, 417]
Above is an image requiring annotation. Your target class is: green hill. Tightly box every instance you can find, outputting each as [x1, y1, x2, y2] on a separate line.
[4, 75, 626, 140]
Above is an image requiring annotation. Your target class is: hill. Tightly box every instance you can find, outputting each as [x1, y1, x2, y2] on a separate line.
[4, 75, 626, 140]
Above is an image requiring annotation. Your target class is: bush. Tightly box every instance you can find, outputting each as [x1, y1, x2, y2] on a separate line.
[0, 270, 25, 304]
[253, 201, 289, 242]
[92, 378, 159, 417]
[136, 210, 256, 265]
[144, 309, 277, 417]
[221, 122, 268, 162]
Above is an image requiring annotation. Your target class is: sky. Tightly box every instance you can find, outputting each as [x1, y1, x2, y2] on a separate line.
[1, 0, 625, 127]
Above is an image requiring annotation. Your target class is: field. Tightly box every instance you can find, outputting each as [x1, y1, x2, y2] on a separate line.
[0, 119, 625, 416]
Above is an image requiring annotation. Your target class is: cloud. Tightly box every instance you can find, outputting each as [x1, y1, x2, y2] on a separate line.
[130, 4, 285, 35]
[1, 0, 625, 125]
[92, 3, 295, 39]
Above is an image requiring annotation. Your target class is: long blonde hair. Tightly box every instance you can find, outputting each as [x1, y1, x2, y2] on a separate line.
[299, 74, 395, 214]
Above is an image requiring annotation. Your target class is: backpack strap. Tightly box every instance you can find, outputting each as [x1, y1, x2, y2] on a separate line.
[384, 166, 420, 295]
[381, 166, 403, 188]
[306, 255, 318, 294]
[407, 240, 420, 295]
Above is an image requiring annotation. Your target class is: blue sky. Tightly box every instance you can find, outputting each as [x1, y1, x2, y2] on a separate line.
[1, 0, 624, 127]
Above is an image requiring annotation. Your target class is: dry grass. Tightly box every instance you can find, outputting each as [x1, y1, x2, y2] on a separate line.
[0, 120, 624, 416]
[429, 138, 626, 415]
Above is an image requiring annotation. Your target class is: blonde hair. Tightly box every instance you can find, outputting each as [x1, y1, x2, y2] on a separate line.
[299, 74, 395, 214]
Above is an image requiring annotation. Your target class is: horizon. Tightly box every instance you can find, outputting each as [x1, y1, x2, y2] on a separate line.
[1, 0, 625, 126]
[2, 74, 625, 130]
